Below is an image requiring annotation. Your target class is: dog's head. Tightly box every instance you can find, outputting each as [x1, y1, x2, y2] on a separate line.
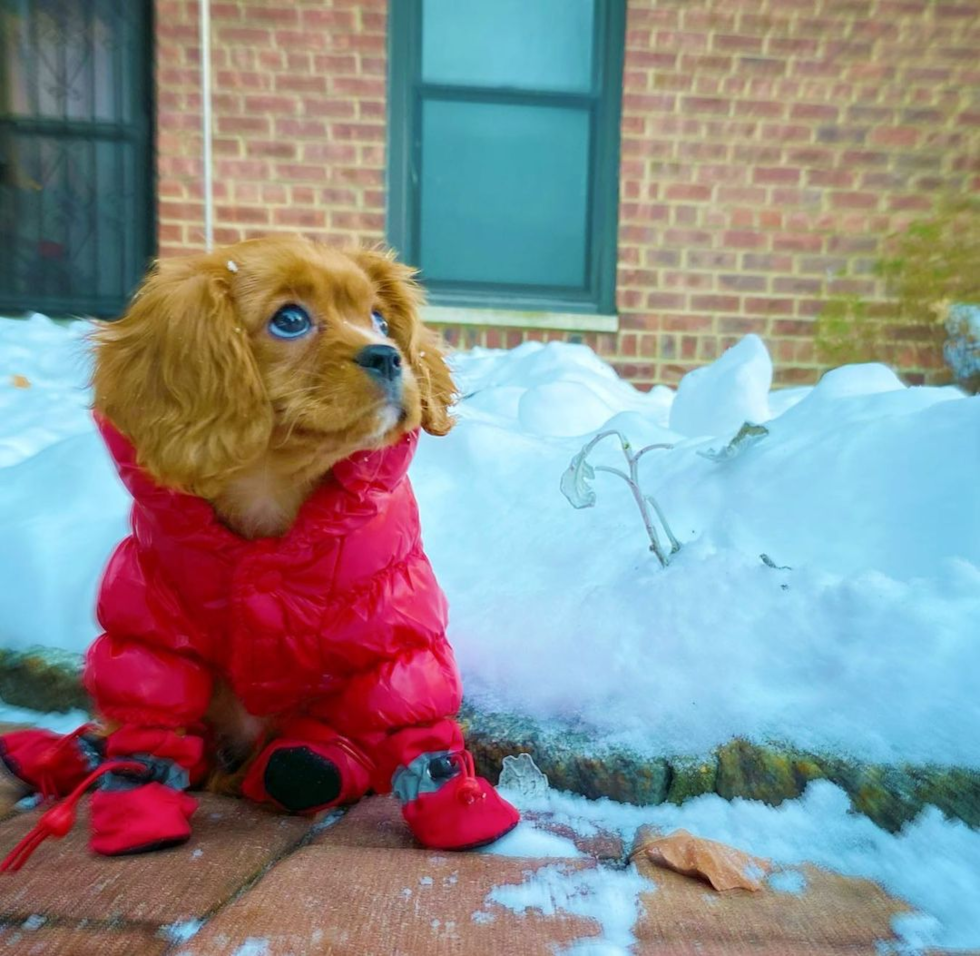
[92, 235, 455, 498]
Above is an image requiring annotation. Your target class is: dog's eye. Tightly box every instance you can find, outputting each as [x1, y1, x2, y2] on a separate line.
[371, 311, 389, 337]
[269, 304, 312, 339]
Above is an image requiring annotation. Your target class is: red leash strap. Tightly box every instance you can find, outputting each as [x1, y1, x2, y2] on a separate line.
[0, 759, 145, 874]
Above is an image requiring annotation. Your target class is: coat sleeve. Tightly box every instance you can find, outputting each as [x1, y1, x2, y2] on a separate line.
[85, 631, 212, 730]
[86, 532, 214, 775]
[314, 641, 463, 738]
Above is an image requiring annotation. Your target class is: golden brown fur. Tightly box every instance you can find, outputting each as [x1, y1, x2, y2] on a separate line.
[92, 234, 456, 539]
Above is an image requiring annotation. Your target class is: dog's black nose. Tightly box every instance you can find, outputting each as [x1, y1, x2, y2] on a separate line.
[355, 344, 402, 383]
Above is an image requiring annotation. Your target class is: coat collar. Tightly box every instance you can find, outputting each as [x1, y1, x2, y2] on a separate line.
[94, 413, 419, 545]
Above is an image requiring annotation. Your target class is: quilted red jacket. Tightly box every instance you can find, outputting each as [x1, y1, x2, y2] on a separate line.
[85, 417, 462, 747]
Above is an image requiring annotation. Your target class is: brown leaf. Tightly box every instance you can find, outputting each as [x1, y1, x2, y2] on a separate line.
[10, 374, 31, 389]
[633, 828, 772, 892]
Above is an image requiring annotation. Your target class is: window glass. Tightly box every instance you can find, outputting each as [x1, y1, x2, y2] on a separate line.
[420, 99, 591, 288]
[422, 0, 595, 93]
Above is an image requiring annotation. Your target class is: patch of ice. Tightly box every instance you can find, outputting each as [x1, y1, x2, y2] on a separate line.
[479, 821, 583, 859]
[484, 862, 653, 955]
[162, 920, 204, 943]
[230, 939, 270, 956]
[22, 915, 45, 931]
[768, 869, 807, 895]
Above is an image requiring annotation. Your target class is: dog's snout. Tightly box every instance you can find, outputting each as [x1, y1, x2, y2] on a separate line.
[355, 344, 402, 383]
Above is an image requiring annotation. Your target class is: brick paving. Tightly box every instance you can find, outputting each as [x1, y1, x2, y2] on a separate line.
[0, 722, 972, 955]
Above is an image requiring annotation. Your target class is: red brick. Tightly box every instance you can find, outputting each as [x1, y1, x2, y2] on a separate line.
[745, 296, 794, 314]
[869, 126, 921, 147]
[718, 186, 767, 204]
[807, 169, 855, 187]
[665, 184, 713, 201]
[723, 230, 767, 250]
[216, 26, 271, 46]
[275, 75, 328, 94]
[276, 118, 327, 137]
[691, 294, 741, 311]
[273, 207, 327, 228]
[713, 34, 764, 53]
[734, 99, 785, 118]
[791, 103, 839, 121]
[754, 167, 801, 185]
[244, 94, 298, 115]
[216, 205, 270, 224]
[829, 191, 880, 209]
[681, 96, 730, 115]
[274, 29, 327, 50]
[721, 316, 770, 333]
[216, 115, 270, 134]
[719, 273, 768, 292]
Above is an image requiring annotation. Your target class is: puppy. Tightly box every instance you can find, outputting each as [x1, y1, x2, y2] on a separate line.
[0, 236, 518, 867]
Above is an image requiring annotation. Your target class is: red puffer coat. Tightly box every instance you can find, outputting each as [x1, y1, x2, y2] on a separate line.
[85, 416, 464, 791]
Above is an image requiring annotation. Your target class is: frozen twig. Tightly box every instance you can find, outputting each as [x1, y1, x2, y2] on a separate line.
[560, 430, 680, 567]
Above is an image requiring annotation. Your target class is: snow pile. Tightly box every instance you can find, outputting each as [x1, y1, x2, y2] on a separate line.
[416, 337, 979, 766]
[1, 316, 979, 768]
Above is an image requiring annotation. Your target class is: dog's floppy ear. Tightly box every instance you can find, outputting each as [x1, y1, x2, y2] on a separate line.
[351, 247, 456, 436]
[92, 256, 272, 495]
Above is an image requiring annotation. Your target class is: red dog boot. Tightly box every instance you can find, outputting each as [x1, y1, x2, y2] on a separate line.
[0, 726, 102, 799]
[90, 781, 197, 856]
[394, 750, 520, 851]
[242, 734, 372, 814]
[0, 756, 194, 872]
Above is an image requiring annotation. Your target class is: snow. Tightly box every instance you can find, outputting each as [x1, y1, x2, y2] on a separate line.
[480, 861, 653, 956]
[1, 314, 978, 770]
[495, 781, 980, 952]
[162, 919, 204, 944]
[0, 702, 92, 734]
[477, 822, 583, 859]
[228, 940, 270, 956]
[2, 314, 979, 947]
[669, 333, 773, 437]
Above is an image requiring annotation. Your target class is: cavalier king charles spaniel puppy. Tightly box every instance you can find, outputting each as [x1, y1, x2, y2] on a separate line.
[0, 235, 518, 870]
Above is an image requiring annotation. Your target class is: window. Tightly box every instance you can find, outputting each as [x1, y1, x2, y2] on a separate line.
[387, 0, 626, 316]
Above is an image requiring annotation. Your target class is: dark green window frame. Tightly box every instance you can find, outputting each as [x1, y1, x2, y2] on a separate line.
[387, 0, 626, 316]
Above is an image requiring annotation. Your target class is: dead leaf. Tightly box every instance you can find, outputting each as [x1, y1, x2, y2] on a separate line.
[10, 375, 31, 389]
[632, 828, 772, 892]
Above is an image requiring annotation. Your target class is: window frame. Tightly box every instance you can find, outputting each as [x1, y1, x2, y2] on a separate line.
[387, 0, 625, 316]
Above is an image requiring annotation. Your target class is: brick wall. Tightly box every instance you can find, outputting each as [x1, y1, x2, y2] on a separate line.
[155, 0, 980, 388]
[616, 0, 979, 386]
[155, 0, 387, 257]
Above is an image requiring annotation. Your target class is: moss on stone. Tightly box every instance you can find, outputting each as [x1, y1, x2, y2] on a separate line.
[0, 647, 89, 714]
[716, 739, 804, 805]
[912, 767, 980, 829]
[666, 757, 717, 804]
[1, 652, 978, 832]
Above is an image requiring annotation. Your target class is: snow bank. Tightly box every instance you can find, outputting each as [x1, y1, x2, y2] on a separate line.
[415, 341, 979, 767]
[0, 316, 130, 653]
[1, 314, 978, 769]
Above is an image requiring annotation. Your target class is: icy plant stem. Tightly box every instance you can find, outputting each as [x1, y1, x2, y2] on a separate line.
[585, 430, 678, 567]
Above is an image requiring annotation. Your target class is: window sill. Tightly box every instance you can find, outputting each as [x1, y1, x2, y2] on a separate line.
[420, 305, 619, 333]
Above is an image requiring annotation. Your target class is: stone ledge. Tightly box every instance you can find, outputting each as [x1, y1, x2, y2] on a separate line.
[1, 645, 977, 833]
